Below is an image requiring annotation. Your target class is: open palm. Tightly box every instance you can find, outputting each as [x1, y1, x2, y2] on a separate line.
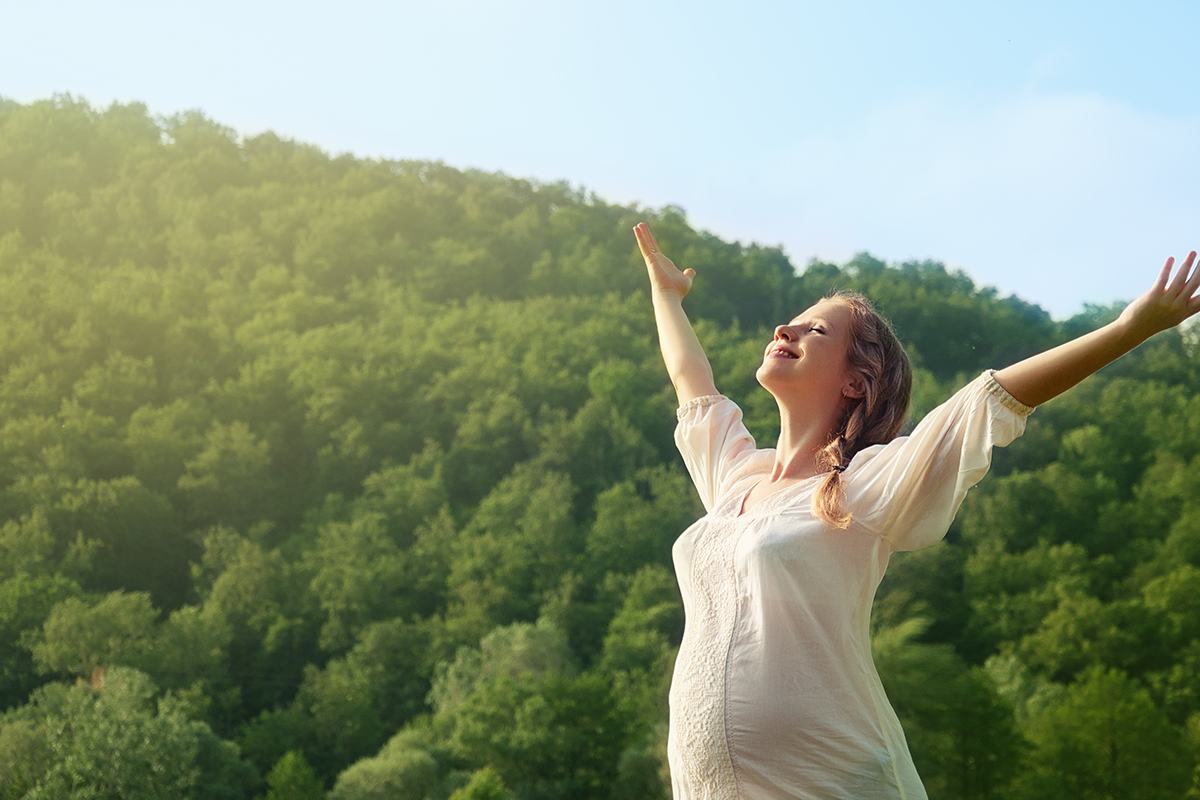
[1119, 250, 1200, 337]
[635, 222, 694, 299]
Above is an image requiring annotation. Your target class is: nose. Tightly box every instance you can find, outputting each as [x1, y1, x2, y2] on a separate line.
[774, 325, 795, 341]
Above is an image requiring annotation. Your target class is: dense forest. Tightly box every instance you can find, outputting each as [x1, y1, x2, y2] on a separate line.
[0, 94, 1198, 799]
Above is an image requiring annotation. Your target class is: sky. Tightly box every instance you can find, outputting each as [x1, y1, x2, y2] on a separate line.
[3, 0, 1198, 317]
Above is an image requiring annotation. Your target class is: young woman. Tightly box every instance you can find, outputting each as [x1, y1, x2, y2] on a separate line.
[634, 221, 1200, 800]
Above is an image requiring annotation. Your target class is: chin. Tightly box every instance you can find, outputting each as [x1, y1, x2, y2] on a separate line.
[755, 363, 784, 395]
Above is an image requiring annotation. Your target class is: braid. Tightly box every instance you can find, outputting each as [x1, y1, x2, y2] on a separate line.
[812, 403, 861, 528]
[843, 402, 868, 450]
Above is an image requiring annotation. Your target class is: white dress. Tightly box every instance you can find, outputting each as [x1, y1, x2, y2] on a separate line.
[668, 371, 1033, 800]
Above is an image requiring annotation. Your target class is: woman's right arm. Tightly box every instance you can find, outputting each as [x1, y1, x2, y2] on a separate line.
[634, 222, 718, 405]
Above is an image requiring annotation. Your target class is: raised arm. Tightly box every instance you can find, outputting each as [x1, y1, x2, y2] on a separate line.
[634, 222, 718, 405]
[994, 251, 1200, 407]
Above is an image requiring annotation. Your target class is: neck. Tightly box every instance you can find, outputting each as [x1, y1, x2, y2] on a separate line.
[769, 394, 844, 482]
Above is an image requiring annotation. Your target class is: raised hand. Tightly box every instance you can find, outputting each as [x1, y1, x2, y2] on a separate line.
[1118, 251, 1200, 338]
[995, 248, 1200, 408]
[635, 222, 695, 299]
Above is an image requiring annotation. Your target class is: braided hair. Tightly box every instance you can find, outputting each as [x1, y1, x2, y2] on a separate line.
[811, 292, 912, 528]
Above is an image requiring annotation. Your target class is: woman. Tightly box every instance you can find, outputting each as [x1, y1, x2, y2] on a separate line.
[634, 221, 1200, 800]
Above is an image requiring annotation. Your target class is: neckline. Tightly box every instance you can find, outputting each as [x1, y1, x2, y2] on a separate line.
[737, 473, 826, 518]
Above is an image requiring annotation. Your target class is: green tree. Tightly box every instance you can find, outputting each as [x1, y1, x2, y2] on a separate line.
[259, 751, 325, 800]
[240, 617, 432, 782]
[585, 466, 700, 579]
[0, 667, 255, 800]
[429, 621, 576, 721]
[449, 671, 629, 800]
[874, 618, 1023, 799]
[596, 564, 682, 723]
[444, 468, 577, 641]
[327, 728, 441, 800]
[448, 767, 515, 800]
[29, 590, 159, 676]
[178, 420, 276, 530]
[1015, 666, 1190, 800]
[0, 572, 81, 711]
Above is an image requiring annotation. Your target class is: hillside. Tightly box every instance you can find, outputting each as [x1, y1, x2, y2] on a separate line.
[0, 95, 1197, 799]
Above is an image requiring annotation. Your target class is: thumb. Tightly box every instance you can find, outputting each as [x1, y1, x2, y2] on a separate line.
[684, 269, 696, 278]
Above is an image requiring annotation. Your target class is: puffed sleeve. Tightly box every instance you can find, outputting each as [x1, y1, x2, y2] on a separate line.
[845, 370, 1034, 551]
[674, 395, 766, 513]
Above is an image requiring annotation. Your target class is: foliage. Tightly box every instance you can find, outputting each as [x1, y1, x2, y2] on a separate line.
[873, 618, 1024, 799]
[0, 94, 1198, 797]
[447, 767, 515, 800]
[258, 751, 324, 800]
[326, 728, 442, 800]
[0, 666, 254, 800]
[1015, 666, 1190, 799]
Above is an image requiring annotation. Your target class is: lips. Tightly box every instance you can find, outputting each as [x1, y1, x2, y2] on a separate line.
[767, 345, 798, 359]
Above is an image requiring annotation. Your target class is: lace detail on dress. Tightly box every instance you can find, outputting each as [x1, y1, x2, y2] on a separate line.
[677, 394, 727, 420]
[670, 517, 743, 798]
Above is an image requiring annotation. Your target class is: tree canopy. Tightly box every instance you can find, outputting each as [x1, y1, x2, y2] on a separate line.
[1, 94, 1198, 798]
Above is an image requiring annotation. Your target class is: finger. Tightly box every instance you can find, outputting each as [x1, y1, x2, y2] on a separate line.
[634, 223, 657, 254]
[1167, 254, 1189, 296]
[684, 268, 696, 278]
[640, 223, 661, 253]
[1153, 256, 1174, 293]
[1181, 251, 1200, 298]
[633, 224, 652, 257]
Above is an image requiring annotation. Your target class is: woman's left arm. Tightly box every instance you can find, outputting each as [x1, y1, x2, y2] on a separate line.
[994, 251, 1200, 408]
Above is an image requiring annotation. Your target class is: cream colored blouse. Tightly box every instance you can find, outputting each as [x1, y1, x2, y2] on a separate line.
[668, 371, 1033, 800]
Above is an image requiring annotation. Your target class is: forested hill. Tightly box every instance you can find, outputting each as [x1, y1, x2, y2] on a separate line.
[1, 95, 1198, 799]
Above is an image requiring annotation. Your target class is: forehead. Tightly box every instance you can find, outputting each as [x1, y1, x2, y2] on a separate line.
[789, 300, 851, 326]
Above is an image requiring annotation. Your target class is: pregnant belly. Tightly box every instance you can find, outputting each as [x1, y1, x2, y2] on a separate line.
[668, 633, 909, 799]
[724, 640, 884, 751]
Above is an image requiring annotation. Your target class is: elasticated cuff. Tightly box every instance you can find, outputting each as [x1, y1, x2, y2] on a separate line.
[983, 370, 1036, 417]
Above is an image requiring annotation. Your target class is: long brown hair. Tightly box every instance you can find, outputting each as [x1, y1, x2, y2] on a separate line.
[811, 291, 912, 528]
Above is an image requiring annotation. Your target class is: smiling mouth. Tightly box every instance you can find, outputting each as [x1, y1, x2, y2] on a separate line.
[768, 346, 798, 359]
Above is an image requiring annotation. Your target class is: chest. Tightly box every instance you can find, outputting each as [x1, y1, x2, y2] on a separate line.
[740, 475, 817, 516]
[673, 489, 887, 603]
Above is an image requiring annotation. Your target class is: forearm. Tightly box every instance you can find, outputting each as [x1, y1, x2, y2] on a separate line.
[992, 317, 1147, 408]
[652, 290, 718, 404]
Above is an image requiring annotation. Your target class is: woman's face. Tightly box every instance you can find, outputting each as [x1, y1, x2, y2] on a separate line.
[756, 300, 861, 404]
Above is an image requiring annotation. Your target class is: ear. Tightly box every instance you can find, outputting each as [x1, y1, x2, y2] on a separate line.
[843, 377, 866, 399]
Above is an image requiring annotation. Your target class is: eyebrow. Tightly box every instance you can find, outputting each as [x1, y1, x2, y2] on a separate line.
[788, 316, 831, 327]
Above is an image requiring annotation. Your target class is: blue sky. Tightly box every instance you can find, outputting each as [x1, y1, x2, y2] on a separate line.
[4, 0, 1198, 317]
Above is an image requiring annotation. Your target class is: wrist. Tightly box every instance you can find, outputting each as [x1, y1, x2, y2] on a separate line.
[1109, 312, 1154, 350]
